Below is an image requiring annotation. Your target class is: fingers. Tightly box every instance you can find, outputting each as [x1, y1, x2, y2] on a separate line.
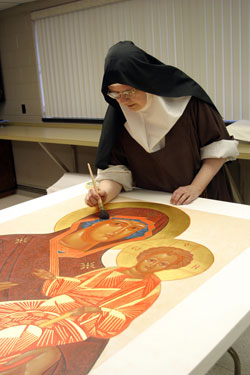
[0, 282, 18, 291]
[71, 305, 100, 316]
[170, 191, 191, 205]
[85, 188, 107, 207]
[170, 186, 199, 205]
[84, 188, 99, 207]
[32, 269, 55, 280]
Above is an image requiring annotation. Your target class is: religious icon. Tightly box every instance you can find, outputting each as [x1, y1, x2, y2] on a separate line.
[0, 202, 212, 375]
[0, 241, 213, 374]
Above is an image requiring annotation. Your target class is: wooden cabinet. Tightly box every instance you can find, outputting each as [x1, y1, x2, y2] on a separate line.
[0, 140, 16, 197]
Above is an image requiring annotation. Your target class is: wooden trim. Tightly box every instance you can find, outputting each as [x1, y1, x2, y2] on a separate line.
[6, 122, 102, 130]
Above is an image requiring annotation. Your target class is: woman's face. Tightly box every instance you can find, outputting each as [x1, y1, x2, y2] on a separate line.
[108, 84, 147, 111]
[85, 219, 146, 242]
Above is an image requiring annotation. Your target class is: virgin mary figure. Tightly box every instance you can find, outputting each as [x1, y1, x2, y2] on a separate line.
[0, 202, 189, 375]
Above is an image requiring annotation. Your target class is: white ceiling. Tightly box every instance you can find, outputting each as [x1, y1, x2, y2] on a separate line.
[0, 0, 36, 11]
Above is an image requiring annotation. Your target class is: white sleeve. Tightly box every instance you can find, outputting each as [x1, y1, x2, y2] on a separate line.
[200, 139, 239, 161]
[96, 165, 133, 191]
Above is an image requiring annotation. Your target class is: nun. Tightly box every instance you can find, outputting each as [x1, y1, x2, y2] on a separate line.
[85, 41, 238, 206]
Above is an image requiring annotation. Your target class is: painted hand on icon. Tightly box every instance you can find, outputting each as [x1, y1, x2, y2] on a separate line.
[32, 269, 56, 280]
[1, 347, 61, 375]
[0, 282, 18, 291]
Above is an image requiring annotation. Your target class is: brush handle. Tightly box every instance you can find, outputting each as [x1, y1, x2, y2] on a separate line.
[87, 163, 109, 220]
[87, 163, 103, 209]
[87, 163, 98, 192]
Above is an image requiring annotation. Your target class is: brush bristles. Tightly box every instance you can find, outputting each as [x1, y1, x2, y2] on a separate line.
[99, 210, 110, 220]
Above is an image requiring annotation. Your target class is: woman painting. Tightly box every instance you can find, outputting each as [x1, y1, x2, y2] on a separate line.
[85, 41, 239, 208]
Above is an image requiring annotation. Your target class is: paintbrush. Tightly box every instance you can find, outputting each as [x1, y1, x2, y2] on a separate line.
[87, 163, 110, 220]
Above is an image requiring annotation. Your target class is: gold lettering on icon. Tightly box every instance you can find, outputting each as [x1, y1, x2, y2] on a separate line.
[15, 237, 28, 244]
[80, 262, 96, 270]
[191, 264, 200, 269]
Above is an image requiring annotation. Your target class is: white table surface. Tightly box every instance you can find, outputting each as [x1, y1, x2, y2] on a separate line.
[1, 185, 250, 375]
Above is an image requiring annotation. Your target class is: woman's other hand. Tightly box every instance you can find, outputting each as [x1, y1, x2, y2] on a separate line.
[170, 185, 201, 205]
[171, 158, 226, 205]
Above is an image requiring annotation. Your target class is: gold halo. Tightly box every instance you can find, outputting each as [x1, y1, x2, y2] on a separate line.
[115, 238, 214, 281]
[54, 201, 190, 239]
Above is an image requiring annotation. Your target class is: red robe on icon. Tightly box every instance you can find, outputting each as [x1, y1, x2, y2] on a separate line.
[0, 267, 161, 369]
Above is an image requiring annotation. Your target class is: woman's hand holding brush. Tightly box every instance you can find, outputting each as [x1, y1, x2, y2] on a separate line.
[85, 186, 107, 208]
[85, 171, 123, 213]
[87, 163, 110, 219]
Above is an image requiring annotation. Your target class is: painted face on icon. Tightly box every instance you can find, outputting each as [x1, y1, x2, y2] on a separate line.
[135, 252, 180, 274]
[83, 219, 146, 242]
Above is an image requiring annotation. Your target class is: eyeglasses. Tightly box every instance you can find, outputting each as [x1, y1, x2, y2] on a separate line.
[107, 88, 137, 100]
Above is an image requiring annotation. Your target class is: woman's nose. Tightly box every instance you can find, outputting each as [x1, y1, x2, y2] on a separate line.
[112, 225, 129, 235]
[117, 95, 129, 103]
[150, 261, 157, 267]
[113, 226, 125, 233]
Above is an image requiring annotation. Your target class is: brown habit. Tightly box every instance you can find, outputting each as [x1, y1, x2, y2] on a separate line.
[110, 97, 234, 202]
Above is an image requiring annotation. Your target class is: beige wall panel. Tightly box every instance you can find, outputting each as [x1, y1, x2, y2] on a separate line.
[19, 66, 39, 84]
[1, 34, 18, 51]
[12, 141, 65, 189]
[0, 67, 21, 86]
[1, 100, 23, 115]
[20, 98, 42, 115]
[19, 82, 40, 100]
[17, 31, 35, 51]
[12, 141, 97, 189]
